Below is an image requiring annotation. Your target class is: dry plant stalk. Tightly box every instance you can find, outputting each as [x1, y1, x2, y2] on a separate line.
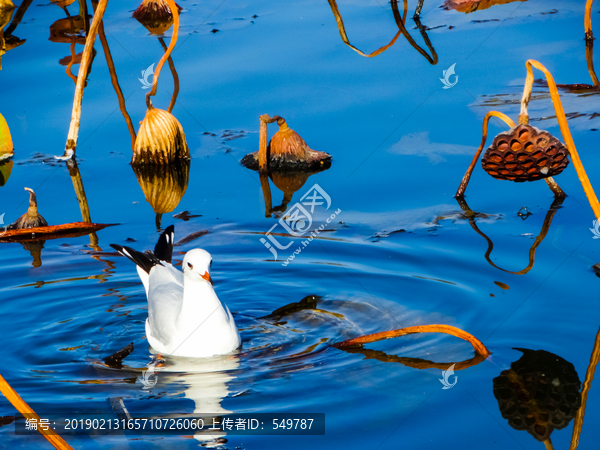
[0, 374, 73, 449]
[57, 0, 109, 160]
[328, 0, 403, 57]
[12, 187, 48, 229]
[520, 59, 600, 219]
[585, 0, 594, 40]
[332, 324, 491, 359]
[132, 0, 189, 164]
[570, 326, 600, 450]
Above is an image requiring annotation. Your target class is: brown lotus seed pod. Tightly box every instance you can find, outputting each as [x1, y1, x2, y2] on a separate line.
[493, 348, 581, 442]
[481, 124, 569, 182]
[132, 106, 189, 165]
[132, 0, 182, 36]
[12, 187, 48, 229]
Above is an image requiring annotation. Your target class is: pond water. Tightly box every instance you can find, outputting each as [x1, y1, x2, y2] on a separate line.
[1, 0, 600, 448]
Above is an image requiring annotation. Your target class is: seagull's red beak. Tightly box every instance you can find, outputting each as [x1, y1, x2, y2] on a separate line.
[201, 271, 213, 286]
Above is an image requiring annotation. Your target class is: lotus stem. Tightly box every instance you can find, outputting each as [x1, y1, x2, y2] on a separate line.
[332, 324, 491, 359]
[585, 0, 594, 41]
[586, 39, 599, 87]
[0, 374, 74, 449]
[414, 0, 425, 18]
[392, 0, 438, 65]
[455, 111, 515, 198]
[78, 0, 88, 32]
[327, 0, 403, 58]
[257, 114, 280, 173]
[259, 171, 273, 217]
[570, 326, 600, 450]
[146, 0, 179, 108]
[60, 0, 109, 159]
[520, 59, 600, 219]
[95, 4, 136, 149]
[457, 196, 563, 275]
[544, 438, 554, 450]
[64, 8, 78, 84]
[158, 37, 179, 113]
[4, 0, 33, 36]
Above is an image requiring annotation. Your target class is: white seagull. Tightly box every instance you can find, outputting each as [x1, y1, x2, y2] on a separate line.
[111, 226, 241, 358]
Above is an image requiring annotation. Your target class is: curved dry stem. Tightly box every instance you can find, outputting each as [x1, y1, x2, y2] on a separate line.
[0, 374, 74, 449]
[61, 0, 109, 158]
[455, 111, 515, 198]
[257, 114, 281, 173]
[544, 438, 555, 450]
[158, 37, 179, 113]
[586, 39, 599, 87]
[339, 346, 487, 371]
[457, 196, 563, 275]
[332, 324, 491, 359]
[392, 0, 438, 65]
[570, 326, 600, 450]
[259, 171, 273, 217]
[64, 9, 78, 84]
[585, 0, 594, 40]
[146, 0, 179, 108]
[327, 0, 404, 58]
[520, 59, 600, 219]
[4, 0, 33, 36]
[97, 16, 136, 150]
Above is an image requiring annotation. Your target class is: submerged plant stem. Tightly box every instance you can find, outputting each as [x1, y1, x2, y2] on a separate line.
[520, 59, 600, 219]
[0, 374, 74, 449]
[570, 326, 600, 450]
[455, 111, 515, 198]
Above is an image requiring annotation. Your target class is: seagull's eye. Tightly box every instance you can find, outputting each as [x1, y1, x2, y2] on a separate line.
[187, 262, 193, 270]
[210, 260, 213, 267]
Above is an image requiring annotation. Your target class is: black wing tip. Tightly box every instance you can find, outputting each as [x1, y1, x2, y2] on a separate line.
[111, 243, 161, 274]
[154, 225, 175, 264]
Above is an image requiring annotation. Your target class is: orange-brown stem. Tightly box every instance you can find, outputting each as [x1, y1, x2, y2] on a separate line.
[520, 59, 600, 219]
[327, 0, 404, 57]
[585, 0, 594, 41]
[62, 0, 109, 158]
[570, 326, 600, 450]
[0, 374, 73, 449]
[94, 2, 136, 150]
[146, 0, 179, 108]
[257, 114, 280, 173]
[455, 111, 515, 198]
[332, 324, 491, 359]
[158, 37, 179, 113]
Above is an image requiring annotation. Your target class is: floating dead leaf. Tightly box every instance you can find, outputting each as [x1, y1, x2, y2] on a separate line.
[442, 0, 526, 13]
[49, 15, 87, 45]
[0, 222, 116, 243]
[494, 281, 510, 290]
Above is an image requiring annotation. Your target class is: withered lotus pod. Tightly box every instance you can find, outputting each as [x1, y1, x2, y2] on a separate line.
[12, 187, 48, 229]
[132, 105, 189, 164]
[132, 159, 190, 228]
[481, 124, 569, 182]
[241, 117, 332, 172]
[133, 0, 182, 36]
[493, 348, 581, 442]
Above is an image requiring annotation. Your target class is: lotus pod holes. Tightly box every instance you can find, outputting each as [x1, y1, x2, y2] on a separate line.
[493, 349, 581, 443]
[482, 124, 569, 182]
[241, 115, 332, 172]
